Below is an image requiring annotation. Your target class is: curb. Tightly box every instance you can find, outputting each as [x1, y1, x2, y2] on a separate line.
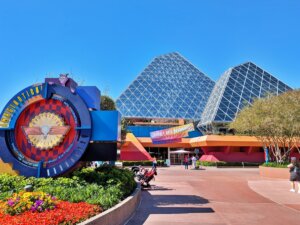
[78, 183, 141, 225]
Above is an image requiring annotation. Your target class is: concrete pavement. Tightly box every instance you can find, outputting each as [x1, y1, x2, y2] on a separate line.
[126, 166, 300, 225]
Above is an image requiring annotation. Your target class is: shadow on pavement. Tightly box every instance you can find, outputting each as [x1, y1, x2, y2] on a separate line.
[126, 189, 213, 225]
[142, 185, 174, 191]
[153, 194, 209, 205]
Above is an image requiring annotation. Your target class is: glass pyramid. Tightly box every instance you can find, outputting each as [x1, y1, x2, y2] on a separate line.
[116, 52, 215, 120]
[198, 62, 292, 131]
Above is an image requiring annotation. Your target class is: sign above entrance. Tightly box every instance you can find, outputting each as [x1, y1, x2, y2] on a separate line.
[150, 123, 194, 144]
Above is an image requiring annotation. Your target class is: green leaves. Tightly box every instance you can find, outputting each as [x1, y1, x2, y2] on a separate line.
[261, 162, 289, 168]
[122, 160, 165, 167]
[0, 166, 136, 211]
[100, 95, 116, 110]
[230, 90, 300, 163]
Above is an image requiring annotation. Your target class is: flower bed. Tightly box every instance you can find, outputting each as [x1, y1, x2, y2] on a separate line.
[0, 201, 101, 225]
[0, 165, 136, 225]
[0, 191, 57, 215]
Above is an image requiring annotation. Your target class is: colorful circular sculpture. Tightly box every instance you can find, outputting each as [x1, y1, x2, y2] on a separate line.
[18, 104, 71, 151]
[13, 98, 78, 165]
[0, 80, 92, 177]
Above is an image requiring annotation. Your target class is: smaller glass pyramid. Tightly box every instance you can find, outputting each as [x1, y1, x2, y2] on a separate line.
[198, 62, 292, 131]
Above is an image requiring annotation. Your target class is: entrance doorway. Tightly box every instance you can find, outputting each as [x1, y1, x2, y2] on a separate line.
[170, 149, 192, 165]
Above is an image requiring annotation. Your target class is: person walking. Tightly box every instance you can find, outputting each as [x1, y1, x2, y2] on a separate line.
[287, 157, 300, 193]
[152, 157, 157, 169]
[184, 155, 189, 170]
[191, 155, 197, 169]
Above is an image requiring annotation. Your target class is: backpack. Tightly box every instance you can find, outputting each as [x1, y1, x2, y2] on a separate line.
[293, 166, 300, 174]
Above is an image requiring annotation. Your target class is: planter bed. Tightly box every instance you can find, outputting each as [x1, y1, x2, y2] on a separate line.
[79, 183, 141, 225]
[0, 165, 137, 225]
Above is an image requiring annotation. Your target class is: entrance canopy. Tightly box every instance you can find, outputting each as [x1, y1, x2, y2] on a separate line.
[170, 149, 191, 154]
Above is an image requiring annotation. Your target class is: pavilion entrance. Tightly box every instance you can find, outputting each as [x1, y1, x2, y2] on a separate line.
[170, 149, 192, 165]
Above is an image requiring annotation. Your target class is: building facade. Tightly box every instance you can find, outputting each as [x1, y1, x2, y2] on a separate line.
[117, 53, 294, 164]
[116, 52, 215, 120]
[198, 62, 292, 133]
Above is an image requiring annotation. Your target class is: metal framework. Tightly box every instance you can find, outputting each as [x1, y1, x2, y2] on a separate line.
[116, 53, 293, 133]
[198, 62, 292, 132]
[116, 52, 215, 120]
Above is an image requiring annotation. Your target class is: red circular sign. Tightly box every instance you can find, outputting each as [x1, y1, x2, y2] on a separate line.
[14, 99, 77, 163]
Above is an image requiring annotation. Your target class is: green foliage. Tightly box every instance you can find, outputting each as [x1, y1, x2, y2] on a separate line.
[200, 161, 260, 167]
[230, 90, 300, 163]
[100, 95, 116, 110]
[0, 165, 136, 210]
[200, 161, 219, 167]
[74, 165, 136, 197]
[261, 162, 289, 168]
[121, 160, 165, 167]
[121, 118, 132, 141]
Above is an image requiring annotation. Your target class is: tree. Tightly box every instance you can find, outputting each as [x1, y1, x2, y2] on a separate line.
[100, 95, 116, 110]
[230, 90, 300, 163]
[121, 118, 132, 141]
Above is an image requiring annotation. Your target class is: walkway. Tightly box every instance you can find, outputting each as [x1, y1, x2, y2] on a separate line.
[126, 166, 300, 225]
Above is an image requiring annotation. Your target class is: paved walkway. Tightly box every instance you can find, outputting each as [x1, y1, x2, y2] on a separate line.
[126, 166, 300, 225]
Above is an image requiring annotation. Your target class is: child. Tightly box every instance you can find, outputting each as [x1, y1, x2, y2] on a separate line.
[152, 157, 157, 168]
[184, 155, 189, 170]
[287, 157, 300, 193]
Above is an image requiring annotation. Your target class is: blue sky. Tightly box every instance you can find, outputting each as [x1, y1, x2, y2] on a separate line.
[0, 0, 299, 110]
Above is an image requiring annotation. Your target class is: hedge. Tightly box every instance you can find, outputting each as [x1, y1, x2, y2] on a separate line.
[261, 162, 289, 168]
[200, 161, 261, 167]
[121, 160, 165, 167]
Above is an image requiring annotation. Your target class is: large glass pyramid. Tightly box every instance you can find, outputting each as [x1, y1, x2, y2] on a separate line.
[116, 52, 215, 120]
[198, 62, 292, 131]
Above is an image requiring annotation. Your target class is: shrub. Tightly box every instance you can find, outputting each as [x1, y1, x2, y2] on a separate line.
[0, 165, 136, 211]
[261, 162, 289, 168]
[121, 160, 165, 167]
[200, 161, 219, 167]
[195, 160, 201, 168]
[199, 161, 260, 167]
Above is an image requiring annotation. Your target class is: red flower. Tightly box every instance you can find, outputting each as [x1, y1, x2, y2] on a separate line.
[0, 201, 102, 225]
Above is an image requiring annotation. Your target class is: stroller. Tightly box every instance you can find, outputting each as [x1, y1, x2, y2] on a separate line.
[131, 166, 157, 187]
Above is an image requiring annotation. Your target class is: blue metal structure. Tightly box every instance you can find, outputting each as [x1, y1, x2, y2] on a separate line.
[0, 75, 120, 177]
[91, 111, 121, 141]
[76, 86, 101, 110]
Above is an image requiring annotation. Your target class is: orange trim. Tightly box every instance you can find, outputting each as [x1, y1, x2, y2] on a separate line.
[120, 133, 153, 161]
[137, 137, 191, 148]
[135, 135, 263, 148]
[189, 135, 263, 147]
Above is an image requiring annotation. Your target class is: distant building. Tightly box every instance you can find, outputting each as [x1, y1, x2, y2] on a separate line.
[117, 53, 294, 163]
[198, 62, 292, 133]
[116, 52, 215, 120]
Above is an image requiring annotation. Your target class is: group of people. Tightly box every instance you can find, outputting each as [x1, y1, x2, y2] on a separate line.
[183, 155, 199, 169]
